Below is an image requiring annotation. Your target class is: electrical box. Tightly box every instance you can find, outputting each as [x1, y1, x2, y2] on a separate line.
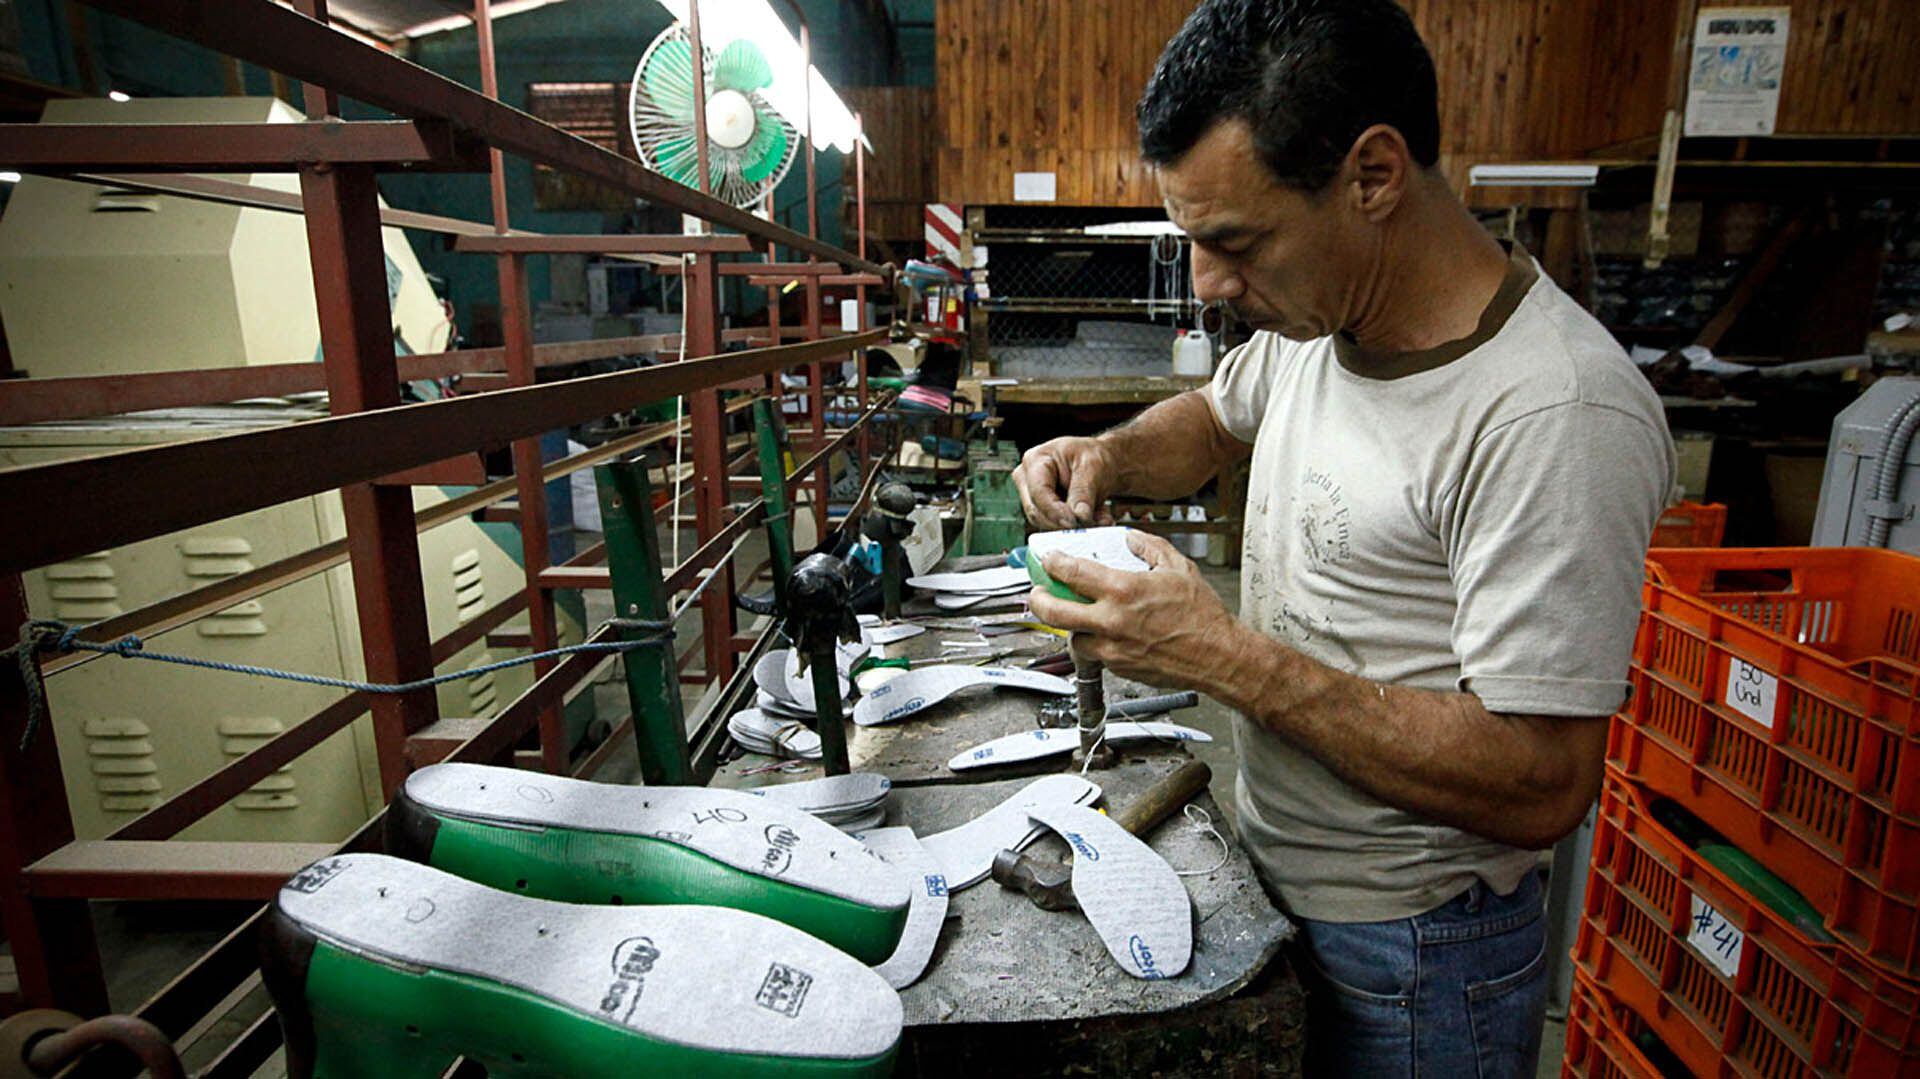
[1812, 377, 1920, 553]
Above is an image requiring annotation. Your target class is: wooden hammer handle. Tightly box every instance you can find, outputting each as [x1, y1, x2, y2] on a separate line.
[1112, 758, 1212, 836]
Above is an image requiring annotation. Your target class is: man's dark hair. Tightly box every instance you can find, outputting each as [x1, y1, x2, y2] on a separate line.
[1137, 0, 1440, 191]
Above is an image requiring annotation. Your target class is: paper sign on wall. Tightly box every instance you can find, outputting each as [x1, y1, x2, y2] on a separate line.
[1013, 172, 1057, 202]
[1684, 7, 1789, 137]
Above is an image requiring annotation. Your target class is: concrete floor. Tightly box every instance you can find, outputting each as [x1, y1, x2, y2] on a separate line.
[64, 538, 1569, 1077]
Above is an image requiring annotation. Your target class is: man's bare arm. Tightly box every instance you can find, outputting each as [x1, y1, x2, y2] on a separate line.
[1034, 535, 1607, 850]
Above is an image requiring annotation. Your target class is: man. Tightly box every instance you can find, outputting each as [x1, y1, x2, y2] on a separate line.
[1013, 1, 1675, 1074]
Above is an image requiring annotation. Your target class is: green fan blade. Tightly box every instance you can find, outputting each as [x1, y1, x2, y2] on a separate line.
[643, 37, 697, 120]
[740, 109, 788, 184]
[712, 39, 773, 92]
[654, 134, 700, 187]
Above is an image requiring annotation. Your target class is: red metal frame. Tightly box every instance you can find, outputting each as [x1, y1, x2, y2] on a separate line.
[0, 0, 890, 1063]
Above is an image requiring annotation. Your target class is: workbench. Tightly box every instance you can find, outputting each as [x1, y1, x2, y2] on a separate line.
[712, 603, 1302, 1077]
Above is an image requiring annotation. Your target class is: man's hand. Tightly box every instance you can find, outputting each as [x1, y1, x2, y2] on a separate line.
[1027, 530, 1242, 688]
[1013, 436, 1120, 529]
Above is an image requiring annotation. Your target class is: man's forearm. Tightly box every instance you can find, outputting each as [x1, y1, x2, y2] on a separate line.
[1203, 622, 1603, 849]
[1097, 390, 1249, 501]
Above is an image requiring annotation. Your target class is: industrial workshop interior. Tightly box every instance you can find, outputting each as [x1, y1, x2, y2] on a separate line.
[1, 0, 1919, 1075]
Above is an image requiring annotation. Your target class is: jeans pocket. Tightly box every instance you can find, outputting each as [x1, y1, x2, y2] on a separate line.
[1463, 929, 1548, 1079]
[1298, 948, 1414, 1079]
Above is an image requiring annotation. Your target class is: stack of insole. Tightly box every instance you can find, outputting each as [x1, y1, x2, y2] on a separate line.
[753, 648, 855, 721]
[727, 708, 821, 760]
[745, 773, 892, 832]
[906, 566, 1033, 611]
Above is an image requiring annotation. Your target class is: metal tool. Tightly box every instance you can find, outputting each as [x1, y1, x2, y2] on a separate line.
[991, 759, 1213, 911]
[1038, 690, 1199, 729]
[786, 553, 861, 775]
[1070, 654, 1115, 770]
[860, 482, 918, 621]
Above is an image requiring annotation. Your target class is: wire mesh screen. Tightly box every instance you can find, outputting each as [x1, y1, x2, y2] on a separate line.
[978, 206, 1200, 377]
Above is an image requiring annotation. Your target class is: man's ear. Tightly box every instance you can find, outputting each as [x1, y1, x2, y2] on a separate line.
[1343, 124, 1411, 223]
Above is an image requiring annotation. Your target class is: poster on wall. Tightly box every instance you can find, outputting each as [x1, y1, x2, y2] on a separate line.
[1683, 6, 1790, 137]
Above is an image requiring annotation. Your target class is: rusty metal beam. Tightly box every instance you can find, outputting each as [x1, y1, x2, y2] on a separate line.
[0, 120, 483, 173]
[73, 0, 888, 276]
[452, 233, 759, 254]
[37, 409, 735, 677]
[0, 330, 883, 575]
[300, 161, 439, 795]
[0, 578, 107, 1014]
[104, 589, 521, 842]
[24, 841, 337, 900]
[0, 335, 673, 427]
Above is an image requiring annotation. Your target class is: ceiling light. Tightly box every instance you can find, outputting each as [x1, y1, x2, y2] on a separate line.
[1468, 163, 1600, 187]
[402, 0, 566, 40]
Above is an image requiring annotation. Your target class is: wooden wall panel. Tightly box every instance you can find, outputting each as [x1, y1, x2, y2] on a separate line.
[843, 86, 937, 242]
[934, 0, 1917, 208]
[1699, 0, 1920, 135]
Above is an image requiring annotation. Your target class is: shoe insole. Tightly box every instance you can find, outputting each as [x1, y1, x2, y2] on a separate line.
[918, 774, 1101, 890]
[851, 827, 948, 989]
[1025, 803, 1192, 981]
[388, 764, 910, 965]
[264, 854, 900, 1079]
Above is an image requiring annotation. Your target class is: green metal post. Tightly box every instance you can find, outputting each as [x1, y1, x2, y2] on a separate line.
[595, 460, 692, 785]
[753, 399, 797, 612]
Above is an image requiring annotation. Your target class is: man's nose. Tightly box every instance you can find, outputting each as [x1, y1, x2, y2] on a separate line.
[1191, 247, 1244, 305]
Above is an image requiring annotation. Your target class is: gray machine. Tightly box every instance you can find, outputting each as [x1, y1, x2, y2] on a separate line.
[1812, 377, 1920, 553]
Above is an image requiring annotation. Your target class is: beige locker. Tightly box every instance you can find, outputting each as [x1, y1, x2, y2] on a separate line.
[3, 412, 567, 843]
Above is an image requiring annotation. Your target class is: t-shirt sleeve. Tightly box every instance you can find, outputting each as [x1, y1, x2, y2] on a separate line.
[1204, 336, 1276, 444]
[1439, 402, 1673, 717]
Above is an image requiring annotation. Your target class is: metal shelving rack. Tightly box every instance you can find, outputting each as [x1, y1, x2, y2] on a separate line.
[0, 0, 898, 1066]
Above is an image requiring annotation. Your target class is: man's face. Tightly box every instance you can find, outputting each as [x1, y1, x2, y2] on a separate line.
[1158, 120, 1362, 341]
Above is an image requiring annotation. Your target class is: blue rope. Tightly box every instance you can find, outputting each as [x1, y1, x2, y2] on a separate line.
[10, 617, 671, 751]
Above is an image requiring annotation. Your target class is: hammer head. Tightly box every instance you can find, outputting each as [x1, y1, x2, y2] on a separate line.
[990, 848, 1077, 912]
[785, 554, 859, 664]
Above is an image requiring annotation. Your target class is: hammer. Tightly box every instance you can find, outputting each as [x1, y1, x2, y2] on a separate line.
[859, 482, 918, 621]
[785, 553, 860, 775]
[991, 758, 1212, 911]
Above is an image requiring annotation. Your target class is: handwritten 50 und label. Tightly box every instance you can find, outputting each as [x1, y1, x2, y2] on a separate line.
[852, 665, 1073, 727]
[1687, 894, 1745, 979]
[1025, 803, 1192, 981]
[1722, 657, 1779, 729]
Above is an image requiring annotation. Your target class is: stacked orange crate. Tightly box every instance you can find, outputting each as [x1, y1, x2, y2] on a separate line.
[1572, 546, 1920, 1077]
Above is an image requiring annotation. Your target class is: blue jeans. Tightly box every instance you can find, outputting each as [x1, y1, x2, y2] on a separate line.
[1293, 871, 1548, 1078]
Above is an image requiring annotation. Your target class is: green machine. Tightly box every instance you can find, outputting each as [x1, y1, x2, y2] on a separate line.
[261, 854, 903, 1078]
[963, 438, 1024, 556]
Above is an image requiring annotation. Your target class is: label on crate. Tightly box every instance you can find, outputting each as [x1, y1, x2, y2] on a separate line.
[1722, 658, 1778, 729]
[1687, 894, 1745, 979]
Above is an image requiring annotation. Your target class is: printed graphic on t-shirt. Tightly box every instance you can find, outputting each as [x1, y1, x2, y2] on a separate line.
[1295, 467, 1353, 569]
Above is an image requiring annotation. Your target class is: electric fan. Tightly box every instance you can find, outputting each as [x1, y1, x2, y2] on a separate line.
[629, 25, 798, 208]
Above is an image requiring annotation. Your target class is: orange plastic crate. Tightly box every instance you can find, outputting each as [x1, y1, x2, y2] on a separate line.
[1573, 769, 1920, 1078]
[1564, 970, 1663, 1079]
[1651, 501, 1728, 548]
[1610, 546, 1920, 977]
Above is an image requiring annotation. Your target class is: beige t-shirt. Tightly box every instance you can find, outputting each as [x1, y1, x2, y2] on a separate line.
[1205, 246, 1675, 923]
